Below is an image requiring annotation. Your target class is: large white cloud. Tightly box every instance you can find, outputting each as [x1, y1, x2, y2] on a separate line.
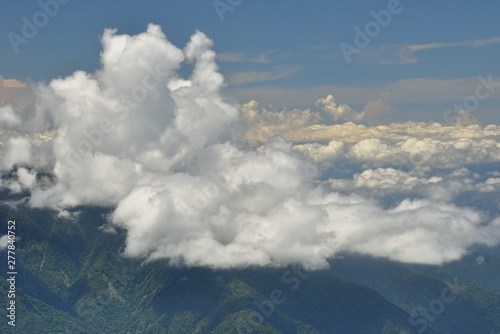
[1, 24, 500, 269]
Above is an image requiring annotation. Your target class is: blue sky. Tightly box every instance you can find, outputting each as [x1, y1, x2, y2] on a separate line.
[1, 0, 499, 123]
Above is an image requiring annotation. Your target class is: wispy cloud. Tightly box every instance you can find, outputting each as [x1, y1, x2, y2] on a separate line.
[216, 52, 245, 63]
[228, 66, 300, 85]
[248, 52, 274, 63]
[312, 44, 332, 51]
[407, 37, 500, 51]
[216, 51, 274, 63]
[356, 37, 500, 64]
